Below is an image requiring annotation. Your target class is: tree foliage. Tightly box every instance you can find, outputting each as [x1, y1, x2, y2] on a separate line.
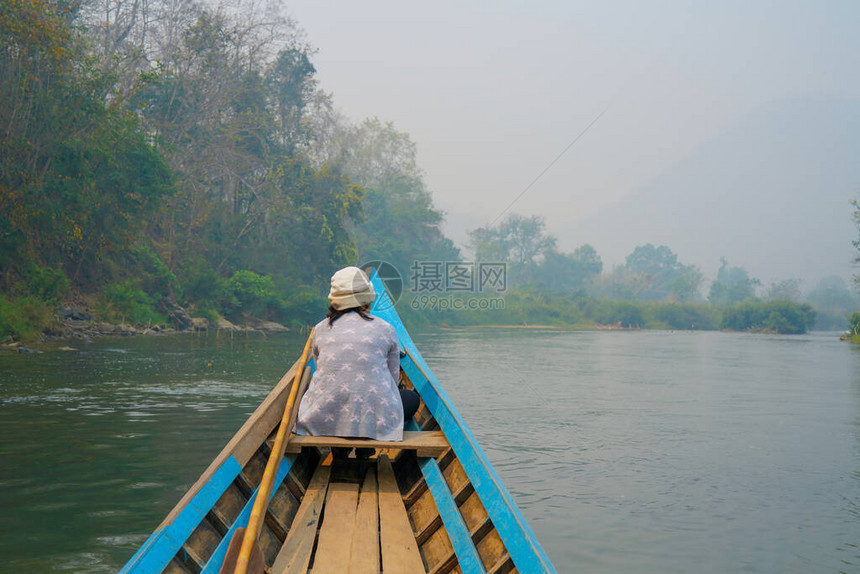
[806, 276, 856, 330]
[470, 214, 556, 269]
[0, 0, 173, 289]
[533, 245, 603, 294]
[318, 118, 459, 276]
[0, 0, 466, 334]
[596, 244, 703, 302]
[854, 199, 860, 281]
[708, 258, 760, 306]
[765, 278, 802, 302]
[721, 300, 816, 334]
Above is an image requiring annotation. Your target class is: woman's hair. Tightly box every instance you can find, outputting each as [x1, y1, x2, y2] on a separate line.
[326, 305, 374, 326]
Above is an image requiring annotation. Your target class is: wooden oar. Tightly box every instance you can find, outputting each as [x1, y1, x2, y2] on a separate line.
[227, 328, 315, 574]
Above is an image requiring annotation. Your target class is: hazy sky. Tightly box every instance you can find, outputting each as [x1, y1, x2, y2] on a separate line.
[288, 1, 860, 286]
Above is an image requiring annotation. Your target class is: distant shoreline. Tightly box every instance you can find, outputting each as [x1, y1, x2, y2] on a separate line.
[449, 323, 639, 331]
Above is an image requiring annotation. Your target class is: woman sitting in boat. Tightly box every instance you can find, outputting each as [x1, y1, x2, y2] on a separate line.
[295, 266, 419, 454]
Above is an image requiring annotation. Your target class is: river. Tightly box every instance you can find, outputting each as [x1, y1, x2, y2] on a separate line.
[0, 329, 858, 573]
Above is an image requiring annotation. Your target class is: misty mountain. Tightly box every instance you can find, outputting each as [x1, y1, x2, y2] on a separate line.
[567, 97, 860, 287]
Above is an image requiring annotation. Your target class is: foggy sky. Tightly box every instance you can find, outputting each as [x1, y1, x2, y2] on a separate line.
[288, 1, 860, 288]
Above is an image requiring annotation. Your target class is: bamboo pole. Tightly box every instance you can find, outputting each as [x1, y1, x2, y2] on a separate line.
[232, 328, 314, 574]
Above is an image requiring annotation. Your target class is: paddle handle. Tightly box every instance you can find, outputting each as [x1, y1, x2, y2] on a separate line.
[233, 328, 314, 574]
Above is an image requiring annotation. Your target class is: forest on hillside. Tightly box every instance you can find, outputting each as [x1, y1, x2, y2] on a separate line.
[0, 0, 851, 340]
[0, 0, 457, 336]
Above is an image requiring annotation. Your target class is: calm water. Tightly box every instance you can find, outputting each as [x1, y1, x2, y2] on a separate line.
[0, 329, 858, 573]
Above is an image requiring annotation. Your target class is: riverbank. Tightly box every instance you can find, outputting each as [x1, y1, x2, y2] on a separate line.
[4, 321, 850, 359]
[1, 291, 829, 347]
[0, 302, 292, 353]
[416, 295, 819, 335]
[456, 322, 640, 331]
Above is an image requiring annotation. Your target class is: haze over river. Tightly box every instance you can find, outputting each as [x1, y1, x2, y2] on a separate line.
[0, 328, 857, 573]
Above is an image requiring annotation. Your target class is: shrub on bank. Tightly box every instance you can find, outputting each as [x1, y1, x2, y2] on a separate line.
[652, 302, 720, 330]
[0, 296, 59, 340]
[23, 266, 70, 302]
[421, 290, 584, 327]
[844, 312, 860, 342]
[720, 300, 816, 334]
[102, 281, 166, 326]
[180, 258, 224, 304]
[279, 286, 326, 327]
[583, 300, 645, 328]
[220, 270, 280, 319]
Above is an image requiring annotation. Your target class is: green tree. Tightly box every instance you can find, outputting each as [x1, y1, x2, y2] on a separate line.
[854, 198, 860, 285]
[597, 244, 702, 301]
[0, 0, 173, 290]
[130, 7, 364, 300]
[720, 300, 815, 334]
[316, 118, 459, 275]
[534, 245, 602, 294]
[806, 276, 856, 330]
[807, 276, 855, 312]
[765, 278, 802, 302]
[469, 214, 556, 287]
[268, 47, 317, 151]
[260, 161, 364, 284]
[708, 258, 760, 305]
[668, 267, 704, 302]
[625, 244, 679, 276]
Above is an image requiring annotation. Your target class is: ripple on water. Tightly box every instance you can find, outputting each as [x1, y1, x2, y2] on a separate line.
[89, 509, 126, 518]
[1, 395, 40, 405]
[31, 501, 78, 512]
[97, 533, 149, 547]
[46, 552, 115, 573]
[129, 481, 164, 489]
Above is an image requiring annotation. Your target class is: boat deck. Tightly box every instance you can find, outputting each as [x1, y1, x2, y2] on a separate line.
[270, 454, 424, 574]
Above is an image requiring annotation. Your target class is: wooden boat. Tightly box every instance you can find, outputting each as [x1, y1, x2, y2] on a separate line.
[120, 272, 556, 574]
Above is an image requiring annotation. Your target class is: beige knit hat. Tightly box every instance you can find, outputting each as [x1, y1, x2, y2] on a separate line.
[328, 266, 376, 310]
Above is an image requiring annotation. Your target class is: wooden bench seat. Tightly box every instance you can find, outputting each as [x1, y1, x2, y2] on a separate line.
[285, 430, 449, 458]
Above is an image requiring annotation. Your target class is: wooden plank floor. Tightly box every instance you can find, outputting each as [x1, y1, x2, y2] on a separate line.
[270, 464, 331, 574]
[312, 482, 360, 573]
[349, 470, 380, 574]
[378, 455, 426, 574]
[270, 456, 428, 574]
